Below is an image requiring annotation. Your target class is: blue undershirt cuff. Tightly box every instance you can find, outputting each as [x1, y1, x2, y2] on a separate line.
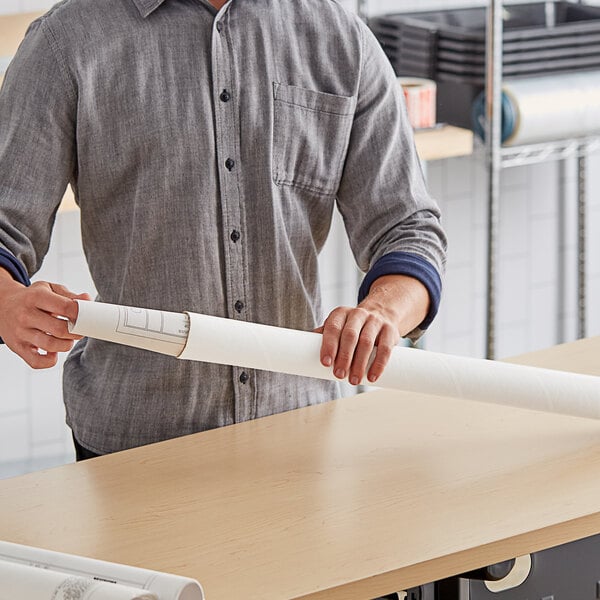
[358, 251, 442, 331]
[0, 249, 31, 345]
[0, 248, 30, 286]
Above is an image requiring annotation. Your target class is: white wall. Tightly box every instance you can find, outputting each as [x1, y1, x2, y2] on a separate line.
[0, 0, 55, 15]
[423, 153, 600, 357]
[1, 0, 600, 477]
[0, 211, 95, 476]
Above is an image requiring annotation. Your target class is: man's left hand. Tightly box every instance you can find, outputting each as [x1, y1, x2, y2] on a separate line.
[315, 274, 430, 385]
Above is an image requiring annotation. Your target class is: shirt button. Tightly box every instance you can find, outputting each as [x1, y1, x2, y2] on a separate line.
[234, 300, 244, 313]
[230, 229, 241, 243]
[239, 371, 249, 384]
[225, 158, 235, 171]
[216, 21, 223, 33]
[220, 90, 231, 102]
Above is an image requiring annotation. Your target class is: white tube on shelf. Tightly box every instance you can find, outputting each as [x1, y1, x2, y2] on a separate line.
[504, 71, 600, 146]
[473, 70, 600, 147]
[69, 301, 600, 421]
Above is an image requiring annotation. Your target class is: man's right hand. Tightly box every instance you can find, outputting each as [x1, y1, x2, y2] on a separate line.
[0, 268, 91, 369]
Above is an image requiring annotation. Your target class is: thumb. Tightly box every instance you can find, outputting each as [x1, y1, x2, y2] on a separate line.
[69, 294, 92, 324]
[47, 284, 92, 323]
[74, 292, 92, 301]
[49, 283, 90, 301]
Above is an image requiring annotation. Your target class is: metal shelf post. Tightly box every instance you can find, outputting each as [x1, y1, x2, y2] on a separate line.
[577, 151, 587, 339]
[485, 0, 591, 357]
[485, 0, 504, 360]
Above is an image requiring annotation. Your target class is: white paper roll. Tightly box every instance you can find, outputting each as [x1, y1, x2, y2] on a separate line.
[68, 300, 188, 356]
[71, 301, 600, 421]
[398, 77, 436, 129]
[474, 70, 600, 146]
[0, 560, 156, 600]
[0, 541, 203, 600]
[505, 71, 600, 146]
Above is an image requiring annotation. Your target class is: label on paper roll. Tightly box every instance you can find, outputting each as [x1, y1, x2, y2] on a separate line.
[398, 77, 436, 129]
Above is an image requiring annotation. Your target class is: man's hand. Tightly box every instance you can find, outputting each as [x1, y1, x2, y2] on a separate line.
[0, 268, 91, 369]
[316, 274, 430, 385]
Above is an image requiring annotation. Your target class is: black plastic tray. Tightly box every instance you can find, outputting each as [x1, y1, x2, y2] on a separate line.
[370, 2, 600, 44]
[370, 2, 600, 130]
[372, 3, 600, 79]
[395, 41, 600, 66]
[438, 54, 600, 79]
[436, 30, 600, 53]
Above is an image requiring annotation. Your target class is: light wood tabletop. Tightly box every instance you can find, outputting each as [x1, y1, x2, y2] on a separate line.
[414, 125, 473, 162]
[0, 12, 37, 59]
[0, 337, 598, 599]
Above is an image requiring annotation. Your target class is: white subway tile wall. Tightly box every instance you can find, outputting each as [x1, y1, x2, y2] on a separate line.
[1, 0, 600, 477]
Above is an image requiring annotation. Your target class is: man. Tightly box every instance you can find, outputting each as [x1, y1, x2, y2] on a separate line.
[0, 0, 446, 458]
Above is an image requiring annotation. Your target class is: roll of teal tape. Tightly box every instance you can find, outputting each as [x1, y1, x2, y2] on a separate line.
[471, 90, 517, 144]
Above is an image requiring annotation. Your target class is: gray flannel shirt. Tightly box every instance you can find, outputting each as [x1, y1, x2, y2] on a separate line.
[0, 0, 446, 454]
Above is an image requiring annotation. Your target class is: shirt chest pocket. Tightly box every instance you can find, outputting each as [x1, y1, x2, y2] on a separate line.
[272, 82, 356, 197]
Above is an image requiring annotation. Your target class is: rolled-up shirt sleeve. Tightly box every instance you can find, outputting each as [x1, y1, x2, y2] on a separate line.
[335, 19, 447, 336]
[0, 17, 77, 280]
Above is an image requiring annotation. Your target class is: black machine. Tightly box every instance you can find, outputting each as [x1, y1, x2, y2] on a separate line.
[383, 533, 600, 600]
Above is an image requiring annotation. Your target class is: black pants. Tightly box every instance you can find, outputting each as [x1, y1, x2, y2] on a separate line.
[72, 435, 101, 461]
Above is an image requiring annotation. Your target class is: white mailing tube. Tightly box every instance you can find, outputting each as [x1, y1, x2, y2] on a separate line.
[70, 301, 600, 420]
[0, 540, 203, 600]
[0, 559, 157, 600]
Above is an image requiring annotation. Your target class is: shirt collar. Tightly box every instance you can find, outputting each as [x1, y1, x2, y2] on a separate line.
[132, 0, 232, 18]
[131, 0, 169, 18]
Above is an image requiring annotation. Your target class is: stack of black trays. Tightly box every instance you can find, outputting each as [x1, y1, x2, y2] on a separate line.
[369, 2, 600, 130]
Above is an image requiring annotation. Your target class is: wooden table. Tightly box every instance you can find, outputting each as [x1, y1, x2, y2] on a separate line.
[0, 337, 598, 599]
[414, 125, 473, 162]
[0, 12, 36, 59]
